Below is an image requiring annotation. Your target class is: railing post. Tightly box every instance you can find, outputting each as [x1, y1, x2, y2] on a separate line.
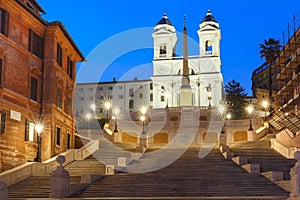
[290, 151, 300, 197]
[0, 182, 8, 200]
[50, 155, 70, 198]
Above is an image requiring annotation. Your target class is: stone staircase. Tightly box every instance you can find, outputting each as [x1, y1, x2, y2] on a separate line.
[70, 147, 290, 199]
[230, 134, 296, 180]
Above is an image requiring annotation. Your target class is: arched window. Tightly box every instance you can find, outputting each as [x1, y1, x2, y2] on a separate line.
[159, 44, 167, 57]
[205, 40, 213, 55]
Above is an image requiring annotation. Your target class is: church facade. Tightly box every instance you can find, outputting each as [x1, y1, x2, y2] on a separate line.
[151, 10, 223, 108]
[76, 10, 224, 118]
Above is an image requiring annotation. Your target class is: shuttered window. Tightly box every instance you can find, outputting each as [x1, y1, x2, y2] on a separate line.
[0, 111, 6, 135]
[30, 77, 38, 101]
[0, 8, 9, 36]
[67, 56, 74, 79]
[29, 30, 43, 58]
[57, 43, 63, 66]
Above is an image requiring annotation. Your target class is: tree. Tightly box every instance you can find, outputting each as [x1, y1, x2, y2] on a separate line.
[225, 80, 247, 119]
[259, 38, 281, 101]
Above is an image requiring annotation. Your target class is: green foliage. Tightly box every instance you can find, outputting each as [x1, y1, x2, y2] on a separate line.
[259, 38, 281, 100]
[225, 79, 247, 119]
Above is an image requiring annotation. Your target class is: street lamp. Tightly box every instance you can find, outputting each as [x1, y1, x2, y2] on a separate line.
[140, 106, 147, 135]
[35, 123, 43, 162]
[113, 107, 120, 132]
[262, 100, 269, 117]
[104, 101, 111, 119]
[246, 105, 254, 131]
[165, 93, 169, 108]
[140, 115, 146, 135]
[86, 113, 92, 130]
[218, 104, 226, 134]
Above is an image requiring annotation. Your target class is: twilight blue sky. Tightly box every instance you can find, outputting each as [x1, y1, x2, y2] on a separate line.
[40, 0, 300, 95]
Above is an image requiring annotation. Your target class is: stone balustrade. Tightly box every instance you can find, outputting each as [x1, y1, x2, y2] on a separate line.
[0, 139, 99, 187]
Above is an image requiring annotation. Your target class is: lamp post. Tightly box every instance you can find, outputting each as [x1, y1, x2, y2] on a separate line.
[197, 81, 200, 107]
[246, 105, 254, 131]
[218, 104, 226, 134]
[165, 93, 169, 108]
[113, 107, 120, 133]
[140, 115, 146, 135]
[104, 101, 111, 119]
[86, 113, 92, 130]
[35, 123, 43, 162]
[262, 100, 269, 118]
[140, 106, 147, 135]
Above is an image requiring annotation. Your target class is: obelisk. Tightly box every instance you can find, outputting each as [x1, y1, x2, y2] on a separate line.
[180, 16, 192, 106]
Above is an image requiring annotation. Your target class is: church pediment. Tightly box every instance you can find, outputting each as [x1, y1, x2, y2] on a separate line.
[200, 24, 219, 31]
[153, 27, 175, 35]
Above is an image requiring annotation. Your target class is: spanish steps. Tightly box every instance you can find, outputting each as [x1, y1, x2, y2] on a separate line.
[7, 132, 294, 199]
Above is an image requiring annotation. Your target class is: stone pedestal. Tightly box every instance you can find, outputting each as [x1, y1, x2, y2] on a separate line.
[113, 132, 122, 142]
[218, 134, 226, 147]
[180, 85, 192, 107]
[247, 130, 256, 141]
[0, 182, 8, 200]
[139, 135, 148, 148]
[290, 151, 300, 197]
[50, 155, 70, 198]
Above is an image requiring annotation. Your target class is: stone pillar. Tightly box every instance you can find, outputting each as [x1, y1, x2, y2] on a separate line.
[50, 155, 70, 198]
[139, 135, 148, 148]
[290, 151, 300, 197]
[247, 130, 256, 141]
[0, 182, 8, 200]
[114, 132, 122, 142]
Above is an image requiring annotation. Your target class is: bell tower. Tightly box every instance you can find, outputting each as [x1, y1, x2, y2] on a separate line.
[152, 13, 177, 60]
[197, 10, 223, 107]
[198, 10, 221, 58]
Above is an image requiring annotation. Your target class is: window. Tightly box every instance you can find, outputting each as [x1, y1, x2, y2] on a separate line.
[118, 95, 123, 99]
[150, 83, 153, 90]
[0, 8, 9, 36]
[57, 88, 62, 109]
[56, 127, 61, 145]
[57, 43, 63, 66]
[129, 99, 134, 109]
[205, 40, 213, 54]
[161, 96, 165, 102]
[0, 110, 6, 135]
[150, 93, 153, 102]
[30, 77, 38, 101]
[129, 88, 134, 97]
[159, 44, 167, 57]
[67, 56, 74, 79]
[99, 87, 103, 91]
[139, 85, 142, 89]
[67, 133, 71, 149]
[67, 97, 72, 115]
[89, 96, 94, 101]
[29, 30, 43, 58]
[0, 58, 2, 86]
[117, 86, 123, 90]
[80, 97, 84, 101]
[88, 87, 93, 91]
[139, 94, 143, 99]
[25, 119, 35, 142]
[108, 86, 113, 90]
